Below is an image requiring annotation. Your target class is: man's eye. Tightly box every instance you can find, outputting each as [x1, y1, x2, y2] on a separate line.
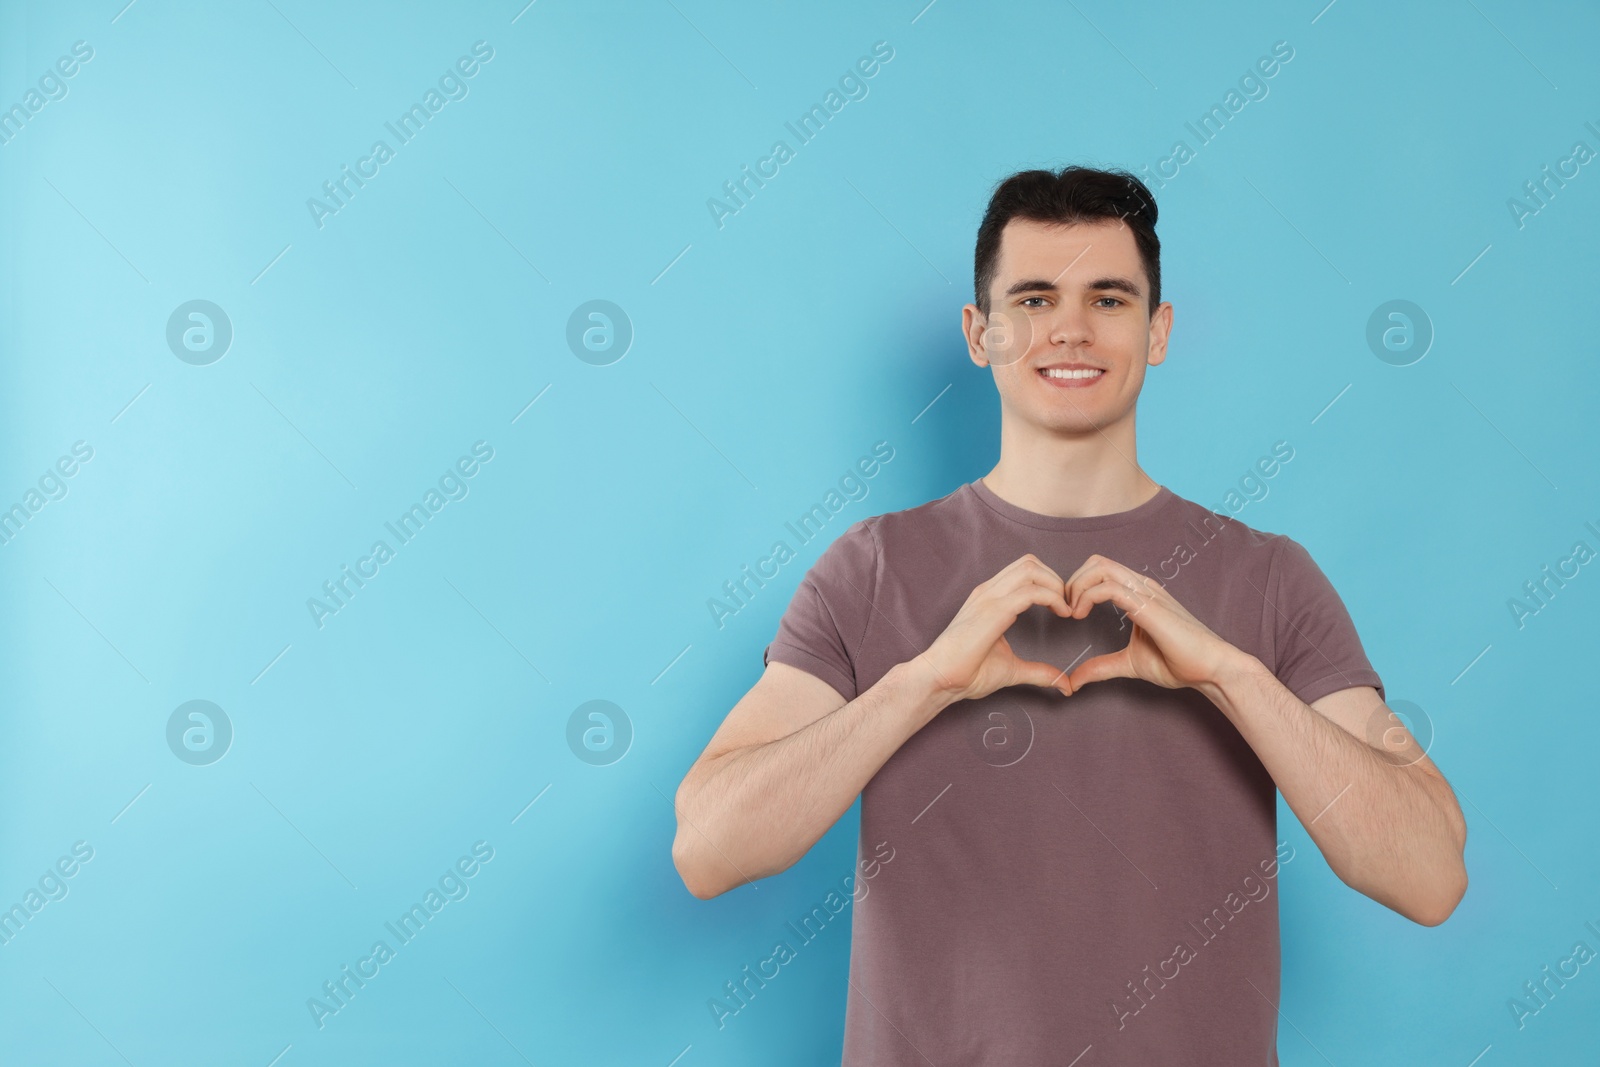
[1096, 297, 1123, 307]
[1021, 296, 1047, 307]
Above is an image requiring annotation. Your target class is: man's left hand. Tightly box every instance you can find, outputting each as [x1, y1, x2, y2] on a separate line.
[1059, 553, 1242, 695]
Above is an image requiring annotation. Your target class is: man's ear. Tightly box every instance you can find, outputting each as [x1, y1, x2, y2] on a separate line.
[962, 303, 990, 368]
[1146, 301, 1174, 367]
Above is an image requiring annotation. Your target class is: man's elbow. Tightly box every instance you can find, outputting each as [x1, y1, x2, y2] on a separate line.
[1408, 774, 1468, 926]
[1410, 864, 1468, 927]
[672, 834, 727, 900]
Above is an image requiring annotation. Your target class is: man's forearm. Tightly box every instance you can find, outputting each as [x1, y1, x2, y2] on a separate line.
[674, 659, 951, 899]
[1196, 653, 1467, 925]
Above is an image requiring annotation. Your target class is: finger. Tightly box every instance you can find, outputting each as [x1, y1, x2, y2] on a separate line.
[993, 579, 1073, 623]
[1062, 552, 1146, 599]
[1020, 574, 1074, 617]
[1065, 555, 1160, 601]
[994, 553, 1048, 581]
[1019, 555, 1070, 589]
[1060, 552, 1103, 593]
[1063, 557, 1117, 615]
[984, 559, 1069, 608]
[1068, 567, 1164, 618]
[954, 580, 1073, 659]
[1070, 577, 1164, 622]
[990, 562, 1073, 619]
[1010, 657, 1075, 696]
[995, 554, 1070, 597]
[1064, 649, 1134, 691]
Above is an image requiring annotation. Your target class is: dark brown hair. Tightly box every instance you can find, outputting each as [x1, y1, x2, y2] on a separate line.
[973, 165, 1161, 317]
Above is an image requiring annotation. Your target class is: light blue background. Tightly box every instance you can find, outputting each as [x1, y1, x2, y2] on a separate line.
[1, 1, 1597, 1063]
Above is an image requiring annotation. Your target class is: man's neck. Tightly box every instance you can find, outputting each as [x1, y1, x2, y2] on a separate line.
[982, 421, 1160, 520]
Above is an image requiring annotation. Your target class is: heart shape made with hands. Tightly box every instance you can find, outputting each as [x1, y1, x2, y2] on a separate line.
[1003, 594, 1131, 692]
[943, 595, 1133, 769]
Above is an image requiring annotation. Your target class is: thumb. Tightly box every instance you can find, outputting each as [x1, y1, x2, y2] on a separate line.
[1064, 650, 1132, 692]
[1012, 659, 1074, 696]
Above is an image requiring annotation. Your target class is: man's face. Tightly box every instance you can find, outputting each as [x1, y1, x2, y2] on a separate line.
[962, 217, 1172, 436]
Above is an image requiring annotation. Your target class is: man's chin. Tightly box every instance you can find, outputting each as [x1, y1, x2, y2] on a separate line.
[1024, 412, 1107, 437]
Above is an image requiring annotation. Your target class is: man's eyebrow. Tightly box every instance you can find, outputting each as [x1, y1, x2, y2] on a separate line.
[1085, 276, 1144, 298]
[1002, 275, 1144, 298]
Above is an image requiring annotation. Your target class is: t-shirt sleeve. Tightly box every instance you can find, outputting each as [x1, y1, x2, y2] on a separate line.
[762, 518, 879, 702]
[1264, 536, 1385, 706]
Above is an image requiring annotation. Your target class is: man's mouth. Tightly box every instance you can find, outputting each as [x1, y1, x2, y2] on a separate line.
[1037, 366, 1105, 386]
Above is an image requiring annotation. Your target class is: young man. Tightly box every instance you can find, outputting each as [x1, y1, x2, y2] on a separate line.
[672, 166, 1467, 1064]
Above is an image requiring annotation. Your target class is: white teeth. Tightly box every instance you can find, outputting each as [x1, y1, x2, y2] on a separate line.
[1040, 367, 1104, 380]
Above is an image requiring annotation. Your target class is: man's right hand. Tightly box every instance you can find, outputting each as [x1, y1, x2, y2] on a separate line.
[912, 553, 1076, 704]
[673, 553, 1077, 899]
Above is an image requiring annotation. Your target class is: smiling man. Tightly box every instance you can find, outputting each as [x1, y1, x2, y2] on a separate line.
[672, 165, 1467, 1065]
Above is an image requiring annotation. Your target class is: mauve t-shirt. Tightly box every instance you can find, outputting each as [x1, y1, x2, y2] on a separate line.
[762, 477, 1384, 1066]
